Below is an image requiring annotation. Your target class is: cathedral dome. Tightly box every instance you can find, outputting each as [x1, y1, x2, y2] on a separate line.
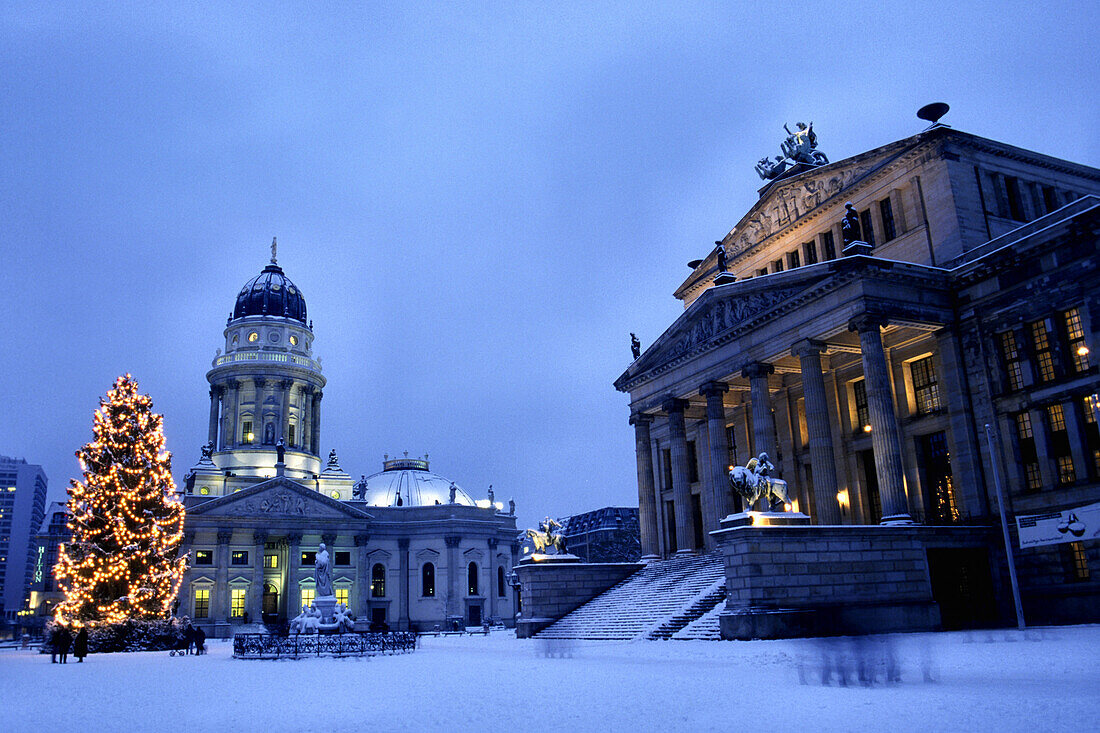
[233, 262, 307, 324]
[354, 457, 476, 508]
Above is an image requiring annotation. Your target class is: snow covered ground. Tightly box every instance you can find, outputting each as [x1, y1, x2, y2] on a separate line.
[2, 626, 1098, 732]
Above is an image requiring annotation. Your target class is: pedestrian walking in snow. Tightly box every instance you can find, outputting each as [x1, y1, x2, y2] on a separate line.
[184, 622, 196, 655]
[73, 627, 89, 662]
[57, 627, 73, 664]
[48, 626, 61, 663]
[194, 626, 206, 655]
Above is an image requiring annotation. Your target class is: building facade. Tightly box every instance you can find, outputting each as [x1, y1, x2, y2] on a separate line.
[559, 507, 640, 563]
[615, 125, 1100, 625]
[0, 455, 47, 620]
[178, 253, 519, 636]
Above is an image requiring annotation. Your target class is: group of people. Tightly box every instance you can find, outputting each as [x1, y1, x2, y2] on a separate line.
[178, 621, 206, 655]
[49, 625, 88, 664]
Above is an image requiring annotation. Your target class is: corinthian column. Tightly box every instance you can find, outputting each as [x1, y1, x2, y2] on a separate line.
[662, 398, 694, 555]
[792, 340, 842, 524]
[630, 413, 660, 559]
[207, 386, 223, 445]
[279, 379, 292, 442]
[700, 382, 731, 532]
[311, 391, 323, 455]
[850, 315, 912, 524]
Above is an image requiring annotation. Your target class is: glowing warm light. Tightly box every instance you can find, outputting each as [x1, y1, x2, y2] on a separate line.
[53, 375, 187, 627]
[789, 498, 800, 514]
[862, 424, 873, 433]
[245, 432, 255, 443]
[836, 488, 850, 506]
[1078, 345, 1090, 357]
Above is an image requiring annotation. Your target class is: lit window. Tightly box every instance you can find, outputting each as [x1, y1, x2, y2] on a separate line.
[248, 332, 259, 343]
[1063, 541, 1090, 582]
[301, 551, 316, 566]
[1014, 412, 1042, 491]
[194, 589, 210, 619]
[335, 588, 349, 607]
[301, 588, 315, 609]
[852, 380, 869, 432]
[231, 550, 249, 565]
[1061, 307, 1089, 373]
[264, 554, 278, 568]
[1047, 404, 1076, 485]
[1082, 396, 1100, 477]
[371, 564, 386, 597]
[1030, 320, 1057, 383]
[289, 335, 299, 346]
[242, 420, 254, 444]
[199, 487, 210, 496]
[910, 356, 941, 414]
[999, 331, 1025, 391]
[195, 550, 213, 566]
[231, 588, 246, 617]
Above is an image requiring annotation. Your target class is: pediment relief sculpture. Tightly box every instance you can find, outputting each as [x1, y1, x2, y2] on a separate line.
[668, 287, 803, 360]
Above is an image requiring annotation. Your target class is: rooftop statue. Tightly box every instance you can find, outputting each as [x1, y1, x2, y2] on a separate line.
[525, 517, 567, 555]
[327, 449, 339, 467]
[487, 484, 495, 505]
[630, 333, 641, 360]
[755, 121, 829, 181]
[841, 202, 863, 245]
[275, 437, 285, 464]
[200, 441, 214, 461]
[448, 482, 457, 504]
[353, 475, 367, 500]
[715, 242, 728, 272]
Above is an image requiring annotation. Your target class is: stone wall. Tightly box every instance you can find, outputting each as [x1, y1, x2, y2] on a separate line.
[714, 524, 996, 639]
[513, 560, 643, 638]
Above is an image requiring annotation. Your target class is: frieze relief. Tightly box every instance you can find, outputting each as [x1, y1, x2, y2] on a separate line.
[670, 287, 803, 359]
[222, 488, 338, 518]
[730, 166, 869, 256]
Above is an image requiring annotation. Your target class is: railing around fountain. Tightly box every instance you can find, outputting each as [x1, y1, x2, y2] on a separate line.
[233, 631, 418, 659]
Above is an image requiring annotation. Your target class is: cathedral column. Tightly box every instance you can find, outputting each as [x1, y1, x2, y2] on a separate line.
[250, 530, 268, 622]
[311, 391, 323, 455]
[510, 541, 521, 623]
[662, 398, 694, 555]
[286, 532, 302, 617]
[700, 382, 732, 533]
[207, 386, 223, 446]
[398, 538, 411, 631]
[214, 529, 232, 622]
[444, 535, 461, 621]
[793, 340, 842, 524]
[354, 534, 370, 619]
[486, 538, 498, 622]
[279, 380, 293, 443]
[630, 413, 660, 559]
[222, 380, 240, 449]
[850, 315, 912, 524]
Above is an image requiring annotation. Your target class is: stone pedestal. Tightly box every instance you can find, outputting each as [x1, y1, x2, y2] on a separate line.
[719, 511, 812, 529]
[713, 272, 736, 285]
[842, 240, 872, 256]
[513, 557, 641, 638]
[313, 595, 337, 630]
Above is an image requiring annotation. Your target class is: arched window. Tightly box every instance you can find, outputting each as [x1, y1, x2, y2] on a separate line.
[497, 566, 506, 597]
[371, 563, 386, 597]
[422, 563, 435, 597]
[467, 562, 479, 596]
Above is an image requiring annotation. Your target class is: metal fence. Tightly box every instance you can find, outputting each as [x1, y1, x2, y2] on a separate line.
[233, 631, 418, 659]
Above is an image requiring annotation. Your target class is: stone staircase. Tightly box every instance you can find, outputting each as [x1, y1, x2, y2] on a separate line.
[535, 553, 726, 641]
[669, 602, 725, 640]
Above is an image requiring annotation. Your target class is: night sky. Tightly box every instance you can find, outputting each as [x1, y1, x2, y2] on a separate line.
[2, 2, 1097, 529]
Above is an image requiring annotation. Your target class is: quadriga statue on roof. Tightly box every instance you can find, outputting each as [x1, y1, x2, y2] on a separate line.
[525, 517, 567, 555]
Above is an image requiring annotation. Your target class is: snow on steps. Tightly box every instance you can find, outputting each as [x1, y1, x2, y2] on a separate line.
[535, 553, 726, 641]
[670, 601, 725, 641]
[646, 580, 726, 640]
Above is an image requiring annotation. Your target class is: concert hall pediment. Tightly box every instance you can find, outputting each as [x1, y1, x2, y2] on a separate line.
[188, 477, 372, 521]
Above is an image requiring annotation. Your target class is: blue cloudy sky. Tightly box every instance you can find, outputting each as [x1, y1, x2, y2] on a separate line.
[2, 2, 1097, 527]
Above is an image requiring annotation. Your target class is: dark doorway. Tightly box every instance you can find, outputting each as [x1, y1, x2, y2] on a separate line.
[691, 493, 705, 549]
[926, 548, 997, 630]
[371, 607, 387, 626]
[664, 500, 677, 553]
[918, 432, 959, 524]
[859, 449, 882, 523]
[468, 604, 482, 627]
[262, 583, 278, 621]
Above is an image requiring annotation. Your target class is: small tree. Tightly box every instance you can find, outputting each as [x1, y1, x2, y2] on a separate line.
[54, 375, 188, 625]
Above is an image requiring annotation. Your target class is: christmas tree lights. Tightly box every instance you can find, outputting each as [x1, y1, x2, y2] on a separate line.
[54, 375, 188, 626]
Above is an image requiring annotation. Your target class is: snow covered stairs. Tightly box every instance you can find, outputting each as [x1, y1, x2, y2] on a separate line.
[535, 552, 726, 641]
[669, 602, 725, 640]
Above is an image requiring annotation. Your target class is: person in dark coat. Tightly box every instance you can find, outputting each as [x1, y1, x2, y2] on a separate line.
[184, 622, 196, 655]
[49, 626, 62, 663]
[193, 626, 206, 656]
[57, 627, 73, 664]
[73, 627, 89, 662]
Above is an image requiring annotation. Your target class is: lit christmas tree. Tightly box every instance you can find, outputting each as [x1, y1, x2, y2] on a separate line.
[54, 375, 188, 625]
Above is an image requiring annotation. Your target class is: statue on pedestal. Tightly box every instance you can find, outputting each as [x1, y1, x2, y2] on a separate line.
[715, 242, 728, 272]
[448, 482, 457, 504]
[728, 452, 791, 511]
[275, 437, 285, 464]
[630, 333, 641, 360]
[315, 543, 333, 597]
[525, 517, 567, 555]
[200, 441, 214, 461]
[841, 202, 863, 245]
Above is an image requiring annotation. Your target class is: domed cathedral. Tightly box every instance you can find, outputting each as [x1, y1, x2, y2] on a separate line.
[178, 243, 520, 638]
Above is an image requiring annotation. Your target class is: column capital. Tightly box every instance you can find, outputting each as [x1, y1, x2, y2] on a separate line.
[210, 385, 225, 397]
[849, 312, 890, 333]
[398, 537, 410, 550]
[216, 529, 234, 544]
[286, 532, 303, 545]
[314, 391, 324, 402]
[302, 385, 315, 396]
[254, 377, 266, 389]
[281, 378, 294, 389]
[354, 533, 370, 547]
[487, 537, 499, 549]
[629, 412, 655, 427]
[226, 379, 240, 390]
[661, 397, 688, 415]
[321, 533, 337, 547]
[791, 339, 827, 358]
[252, 530, 269, 545]
[444, 535, 462, 548]
[741, 361, 774, 380]
[698, 381, 728, 398]
[510, 541, 522, 555]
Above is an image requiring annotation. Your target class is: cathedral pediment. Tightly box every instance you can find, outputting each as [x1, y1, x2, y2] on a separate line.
[188, 477, 372, 521]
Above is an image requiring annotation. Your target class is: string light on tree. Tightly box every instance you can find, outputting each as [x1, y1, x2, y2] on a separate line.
[53, 375, 188, 626]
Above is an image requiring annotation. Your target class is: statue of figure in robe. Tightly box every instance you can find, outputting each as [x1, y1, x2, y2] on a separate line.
[315, 543, 334, 597]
